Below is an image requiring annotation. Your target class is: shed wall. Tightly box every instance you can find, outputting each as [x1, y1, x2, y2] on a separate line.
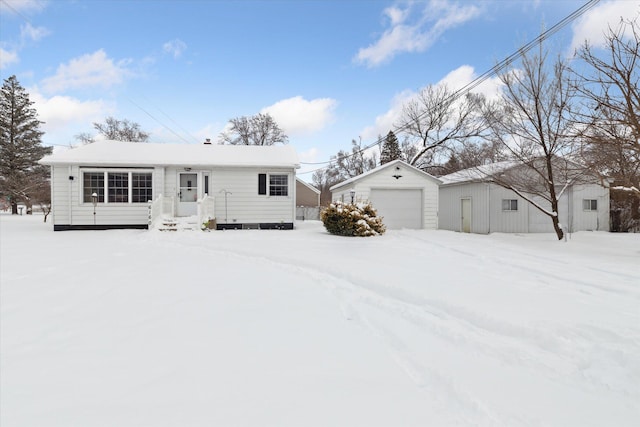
[439, 182, 610, 233]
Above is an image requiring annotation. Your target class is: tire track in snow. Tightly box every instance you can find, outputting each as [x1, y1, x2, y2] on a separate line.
[142, 232, 639, 410]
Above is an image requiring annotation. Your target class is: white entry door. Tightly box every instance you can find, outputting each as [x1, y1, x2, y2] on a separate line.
[461, 198, 471, 233]
[178, 172, 198, 216]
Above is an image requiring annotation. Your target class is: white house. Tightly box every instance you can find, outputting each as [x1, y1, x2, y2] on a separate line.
[438, 162, 610, 234]
[39, 140, 300, 231]
[330, 160, 442, 230]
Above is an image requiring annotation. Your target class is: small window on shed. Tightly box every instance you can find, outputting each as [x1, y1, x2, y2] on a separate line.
[258, 174, 267, 195]
[583, 199, 597, 211]
[502, 199, 518, 211]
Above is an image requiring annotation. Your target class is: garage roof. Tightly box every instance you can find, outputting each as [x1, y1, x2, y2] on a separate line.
[330, 160, 441, 191]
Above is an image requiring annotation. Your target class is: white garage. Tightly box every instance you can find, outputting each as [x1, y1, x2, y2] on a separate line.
[330, 160, 441, 230]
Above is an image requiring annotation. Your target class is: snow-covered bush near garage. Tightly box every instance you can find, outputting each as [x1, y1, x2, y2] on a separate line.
[321, 201, 385, 236]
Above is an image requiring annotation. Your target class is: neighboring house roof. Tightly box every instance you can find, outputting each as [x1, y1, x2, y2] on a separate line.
[330, 159, 442, 191]
[296, 177, 321, 194]
[40, 140, 300, 168]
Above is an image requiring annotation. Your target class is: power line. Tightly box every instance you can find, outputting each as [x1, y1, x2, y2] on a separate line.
[298, 0, 601, 173]
[126, 97, 198, 145]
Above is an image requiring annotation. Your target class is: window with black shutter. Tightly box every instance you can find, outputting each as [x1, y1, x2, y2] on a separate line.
[258, 173, 267, 195]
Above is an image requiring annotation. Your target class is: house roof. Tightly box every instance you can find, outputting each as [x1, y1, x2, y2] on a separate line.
[40, 140, 300, 168]
[296, 177, 321, 194]
[330, 159, 442, 191]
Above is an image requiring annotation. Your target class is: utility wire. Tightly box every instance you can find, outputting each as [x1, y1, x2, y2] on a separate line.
[298, 0, 601, 174]
[126, 97, 197, 145]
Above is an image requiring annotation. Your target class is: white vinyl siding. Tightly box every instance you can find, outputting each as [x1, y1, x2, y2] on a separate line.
[49, 166, 153, 227]
[210, 168, 295, 224]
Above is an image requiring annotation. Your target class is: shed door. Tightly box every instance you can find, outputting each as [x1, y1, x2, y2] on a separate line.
[369, 189, 422, 229]
[461, 198, 471, 233]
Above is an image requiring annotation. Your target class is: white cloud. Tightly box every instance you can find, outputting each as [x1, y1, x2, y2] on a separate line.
[355, 0, 483, 67]
[570, 0, 639, 51]
[361, 65, 503, 140]
[360, 89, 415, 141]
[384, 5, 410, 26]
[30, 87, 110, 145]
[31, 90, 107, 129]
[40, 49, 132, 93]
[163, 39, 187, 59]
[0, 48, 19, 69]
[20, 22, 50, 42]
[261, 96, 337, 136]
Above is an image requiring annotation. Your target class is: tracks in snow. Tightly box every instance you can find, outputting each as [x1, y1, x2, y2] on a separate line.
[141, 232, 640, 423]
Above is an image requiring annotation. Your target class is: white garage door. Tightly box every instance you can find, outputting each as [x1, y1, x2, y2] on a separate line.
[369, 189, 423, 229]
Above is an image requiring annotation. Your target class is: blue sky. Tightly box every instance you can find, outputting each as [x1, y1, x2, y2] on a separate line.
[1, 0, 637, 177]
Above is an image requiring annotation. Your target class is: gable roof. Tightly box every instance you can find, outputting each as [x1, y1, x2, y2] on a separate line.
[296, 177, 321, 194]
[330, 159, 442, 191]
[40, 140, 300, 168]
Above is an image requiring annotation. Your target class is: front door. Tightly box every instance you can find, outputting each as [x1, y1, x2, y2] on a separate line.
[461, 198, 471, 233]
[177, 172, 198, 216]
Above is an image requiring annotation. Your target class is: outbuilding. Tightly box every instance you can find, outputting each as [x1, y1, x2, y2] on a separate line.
[39, 140, 300, 231]
[438, 162, 611, 234]
[330, 160, 441, 230]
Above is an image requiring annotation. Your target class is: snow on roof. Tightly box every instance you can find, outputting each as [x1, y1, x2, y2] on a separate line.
[438, 161, 519, 185]
[40, 140, 300, 168]
[330, 159, 441, 191]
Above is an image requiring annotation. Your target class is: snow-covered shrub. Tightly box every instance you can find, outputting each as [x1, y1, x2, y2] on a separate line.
[321, 201, 385, 237]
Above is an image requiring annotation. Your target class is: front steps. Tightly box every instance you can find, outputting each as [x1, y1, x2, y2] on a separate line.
[156, 216, 200, 231]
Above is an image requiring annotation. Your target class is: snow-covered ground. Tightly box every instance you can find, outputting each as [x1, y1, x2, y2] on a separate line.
[1, 213, 639, 427]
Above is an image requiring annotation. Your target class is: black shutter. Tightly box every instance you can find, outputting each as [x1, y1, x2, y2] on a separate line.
[258, 173, 267, 195]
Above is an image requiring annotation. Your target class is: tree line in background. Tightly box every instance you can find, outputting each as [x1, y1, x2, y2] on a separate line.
[313, 18, 639, 237]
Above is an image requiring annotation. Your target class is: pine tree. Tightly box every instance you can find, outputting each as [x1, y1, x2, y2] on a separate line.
[380, 130, 401, 164]
[0, 75, 51, 214]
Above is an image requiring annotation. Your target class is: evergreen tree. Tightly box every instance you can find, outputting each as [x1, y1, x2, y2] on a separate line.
[380, 130, 401, 164]
[0, 75, 51, 214]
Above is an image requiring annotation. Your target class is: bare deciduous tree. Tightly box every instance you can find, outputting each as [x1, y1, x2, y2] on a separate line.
[312, 139, 377, 205]
[575, 18, 640, 159]
[92, 117, 150, 142]
[396, 84, 488, 168]
[573, 18, 640, 231]
[485, 45, 582, 240]
[218, 112, 288, 146]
